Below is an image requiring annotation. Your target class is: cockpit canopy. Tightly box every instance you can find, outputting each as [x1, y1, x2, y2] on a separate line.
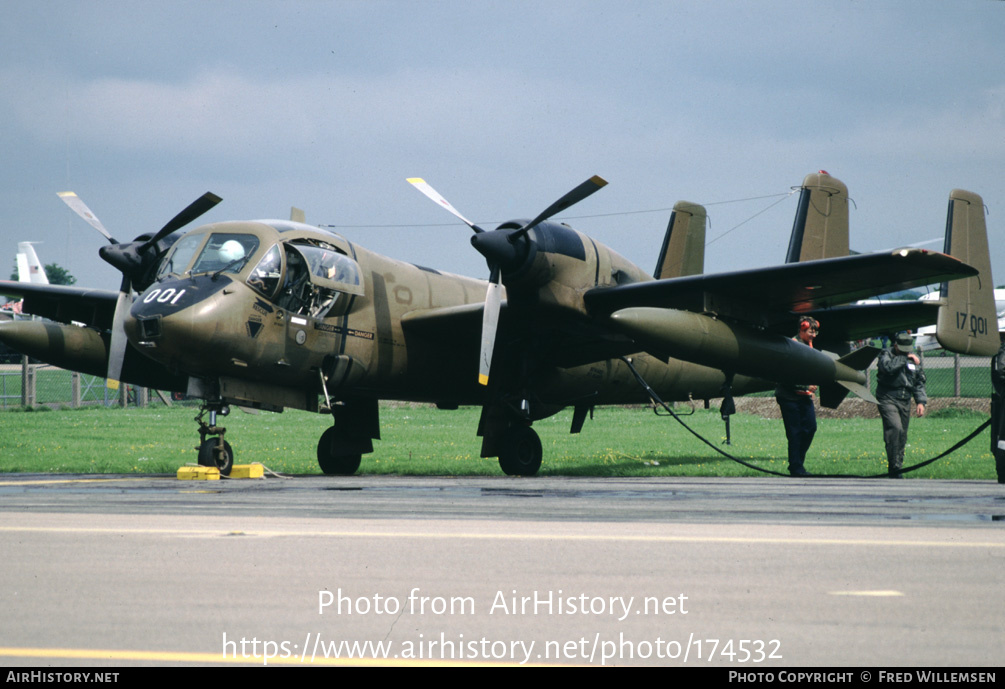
[156, 222, 363, 319]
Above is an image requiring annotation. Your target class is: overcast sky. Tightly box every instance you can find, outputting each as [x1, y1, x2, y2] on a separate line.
[2, 0, 1003, 291]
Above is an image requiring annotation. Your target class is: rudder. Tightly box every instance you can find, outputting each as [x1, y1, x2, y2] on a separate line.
[654, 201, 706, 279]
[935, 189, 998, 356]
[785, 171, 850, 263]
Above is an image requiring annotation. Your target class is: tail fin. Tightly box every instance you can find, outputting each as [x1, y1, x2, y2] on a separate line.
[820, 345, 880, 408]
[16, 242, 49, 285]
[785, 171, 850, 263]
[935, 189, 998, 356]
[654, 201, 705, 279]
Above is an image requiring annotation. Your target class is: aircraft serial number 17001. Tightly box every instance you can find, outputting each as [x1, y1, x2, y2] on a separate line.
[0, 173, 997, 475]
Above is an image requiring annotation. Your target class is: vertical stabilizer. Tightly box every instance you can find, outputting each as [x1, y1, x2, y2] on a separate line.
[654, 201, 706, 279]
[785, 171, 849, 263]
[16, 242, 49, 285]
[935, 190, 998, 356]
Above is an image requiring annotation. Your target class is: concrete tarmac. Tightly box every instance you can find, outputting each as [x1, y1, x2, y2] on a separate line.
[0, 474, 1003, 667]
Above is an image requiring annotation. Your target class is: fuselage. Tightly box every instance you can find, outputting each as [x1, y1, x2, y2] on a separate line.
[121, 219, 770, 414]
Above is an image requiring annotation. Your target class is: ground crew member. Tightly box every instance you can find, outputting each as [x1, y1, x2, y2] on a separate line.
[990, 338, 1005, 484]
[877, 332, 926, 478]
[776, 317, 819, 477]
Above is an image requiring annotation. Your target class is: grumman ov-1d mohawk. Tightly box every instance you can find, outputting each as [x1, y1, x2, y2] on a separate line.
[0, 173, 998, 476]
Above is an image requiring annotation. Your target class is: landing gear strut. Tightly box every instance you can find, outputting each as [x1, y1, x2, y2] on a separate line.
[196, 404, 234, 476]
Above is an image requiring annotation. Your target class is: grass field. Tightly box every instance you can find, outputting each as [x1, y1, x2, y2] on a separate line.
[0, 403, 996, 479]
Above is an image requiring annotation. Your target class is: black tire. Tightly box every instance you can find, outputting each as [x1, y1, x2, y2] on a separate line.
[317, 427, 362, 475]
[498, 426, 542, 477]
[198, 438, 234, 476]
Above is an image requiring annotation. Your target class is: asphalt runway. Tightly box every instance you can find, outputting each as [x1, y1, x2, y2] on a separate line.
[1, 473, 1003, 667]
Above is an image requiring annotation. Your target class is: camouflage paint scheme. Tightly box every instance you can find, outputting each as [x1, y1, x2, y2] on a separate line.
[0, 174, 996, 475]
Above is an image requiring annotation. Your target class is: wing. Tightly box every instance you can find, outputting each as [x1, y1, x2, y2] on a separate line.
[401, 301, 637, 369]
[402, 250, 974, 372]
[0, 280, 119, 329]
[0, 281, 190, 391]
[584, 249, 975, 325]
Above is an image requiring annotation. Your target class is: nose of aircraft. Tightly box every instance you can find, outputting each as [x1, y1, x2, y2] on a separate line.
[124, 277, 234, 374]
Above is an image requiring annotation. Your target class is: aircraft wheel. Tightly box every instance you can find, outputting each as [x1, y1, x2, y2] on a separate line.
[317, 427, 362, 476]
[198, 438, 234, 476]
[498, 426, 542, 477]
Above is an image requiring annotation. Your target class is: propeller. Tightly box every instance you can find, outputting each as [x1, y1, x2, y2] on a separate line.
[406, 178, 487, 233]
[480, 269, 502, 385]
[58, 190, 222, 388]
[510, 175, 608, 242]
[57, 192, 117, 242]
[97, 192, 222, 288]
[408, 176, 607, 386]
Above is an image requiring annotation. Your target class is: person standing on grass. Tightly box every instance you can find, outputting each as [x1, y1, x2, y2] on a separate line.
[775, 317, 819, 477]
[877, 332, 926, 479]
[990, 337, 1005, 484]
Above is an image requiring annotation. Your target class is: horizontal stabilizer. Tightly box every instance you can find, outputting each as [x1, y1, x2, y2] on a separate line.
[806, 301, 940, 346]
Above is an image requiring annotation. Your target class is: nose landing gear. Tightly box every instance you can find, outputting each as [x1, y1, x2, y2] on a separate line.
[195, 404, 234, 476]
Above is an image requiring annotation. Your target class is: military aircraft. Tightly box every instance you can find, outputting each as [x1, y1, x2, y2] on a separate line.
[0, 174, 997, 476]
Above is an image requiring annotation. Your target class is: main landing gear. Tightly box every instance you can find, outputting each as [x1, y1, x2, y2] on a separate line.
[497, 425, 542, 477]
[316, 398, 379, 476]
[317, 426, 362, 475]
[478, 339, 549, 475]
[480, 402, 543, 476]
[195, 403, 234, 476]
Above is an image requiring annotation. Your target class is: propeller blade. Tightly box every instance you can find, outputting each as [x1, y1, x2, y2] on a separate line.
[407, 178, 486, 233]
[139, 191, 222, 251]
[57, 191, 117, 243]
[513, 175, 608, 240]
[105, 290, 131, 390]
[479, 270, 503, 386]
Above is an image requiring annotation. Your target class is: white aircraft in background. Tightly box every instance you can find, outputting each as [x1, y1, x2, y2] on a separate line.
[914, 289, 1005, 352]
[16, 242, 49, 285]
[1, 243, 48, 317]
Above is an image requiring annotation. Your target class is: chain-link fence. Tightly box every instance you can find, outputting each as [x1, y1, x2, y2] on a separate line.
[1, 349, 994, 411]
[0, 358, 176, 410]
[867, 350, 990, 399]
